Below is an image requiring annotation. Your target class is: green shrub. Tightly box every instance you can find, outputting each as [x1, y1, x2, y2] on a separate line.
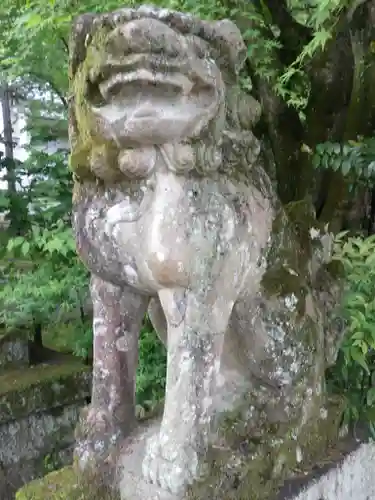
[327, 232, 375, 435]
[43, 314, 166, 409]
[136, 315, 166, 408]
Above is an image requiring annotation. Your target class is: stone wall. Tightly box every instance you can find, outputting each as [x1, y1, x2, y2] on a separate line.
[0, 327, 91, 499]
[0, 328, 29, 372]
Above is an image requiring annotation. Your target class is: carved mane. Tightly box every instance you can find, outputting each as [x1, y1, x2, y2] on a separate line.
[68, 5, 262, 182]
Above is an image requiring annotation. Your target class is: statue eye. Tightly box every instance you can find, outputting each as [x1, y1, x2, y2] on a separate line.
[85, 80, 106, 107]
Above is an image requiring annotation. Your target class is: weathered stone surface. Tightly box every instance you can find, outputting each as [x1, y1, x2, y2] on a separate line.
[0, 328, 29, 372]
[3, 447, 73, 500]
[116, 400, 341, 500]
[18, 430, 375, 500]
[0, 361, 91, 423]
[69, 5, 345, 498]
[0, 361, 91, 499]
[289, 440, 375, 500]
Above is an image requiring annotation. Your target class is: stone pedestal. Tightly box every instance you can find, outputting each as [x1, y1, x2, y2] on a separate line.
[15, 424, 375, 500]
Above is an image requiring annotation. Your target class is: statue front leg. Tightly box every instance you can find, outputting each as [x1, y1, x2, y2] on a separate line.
[142, 287, 235, 494]
[75, 274, 149, 471]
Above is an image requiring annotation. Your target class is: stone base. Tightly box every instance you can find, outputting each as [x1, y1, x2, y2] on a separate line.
[17, 434, 375, 500]
[118, 418, 177, 500]
[117, 416, 375, 500]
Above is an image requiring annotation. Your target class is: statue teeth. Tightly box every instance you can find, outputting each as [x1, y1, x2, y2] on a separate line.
[98, 70, 193, 100]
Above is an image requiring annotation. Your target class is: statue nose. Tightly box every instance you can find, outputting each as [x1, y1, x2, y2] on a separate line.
[107, 18, 186, 57]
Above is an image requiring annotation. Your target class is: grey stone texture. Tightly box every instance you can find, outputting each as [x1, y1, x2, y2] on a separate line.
[69, 5, 345, 499]
[0, 330, 91, 499]
[0, 328, 29, 373]
[15, 436, 375, 500]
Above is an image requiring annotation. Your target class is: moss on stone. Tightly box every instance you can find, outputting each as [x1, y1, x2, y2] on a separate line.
[187, 395, 345, 500]
[261, 210, 307, 308]
[261, 198, 333, 316]
[16, 466, 120, 500]
[16, 467, 76, 500]
[0, 361, 91, 423]
[1, 445, 74, 500]
[69, 25, 121, 184]
[0, 327, 29, 352]
[0, 326, 29, 343]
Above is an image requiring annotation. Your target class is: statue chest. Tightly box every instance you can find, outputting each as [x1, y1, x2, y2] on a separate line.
[135, 173, 238, 288]
[75, 173, 240, 291]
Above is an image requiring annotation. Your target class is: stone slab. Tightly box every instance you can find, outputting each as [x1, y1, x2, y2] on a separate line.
[289, 440, 375, 500]
[0, 361, 91, 424]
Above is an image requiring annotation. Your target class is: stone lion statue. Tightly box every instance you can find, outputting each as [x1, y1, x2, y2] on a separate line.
[69, 5, 344, 499]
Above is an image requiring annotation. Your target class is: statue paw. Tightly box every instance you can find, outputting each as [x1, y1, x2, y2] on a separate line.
[142, 432, 200, 494]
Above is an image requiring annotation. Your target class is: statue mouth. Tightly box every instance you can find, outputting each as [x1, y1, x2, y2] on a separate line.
[88, 52, 222, 145]
[98, 68, 194, 105]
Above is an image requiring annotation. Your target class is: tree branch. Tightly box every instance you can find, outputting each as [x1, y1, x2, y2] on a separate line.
[60, 36, 69, 53]
[260, 0, 312, 64]
[25, 72, 68, 109]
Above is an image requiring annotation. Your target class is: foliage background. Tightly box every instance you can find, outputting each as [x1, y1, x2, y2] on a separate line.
[1, 0, 375, 424]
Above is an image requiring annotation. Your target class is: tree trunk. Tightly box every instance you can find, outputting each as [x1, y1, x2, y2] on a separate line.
[1, 82, 18, 234]
[1, 82, 16, 191]
[1, 82, 29, 235]
[246, 0, 375, 230]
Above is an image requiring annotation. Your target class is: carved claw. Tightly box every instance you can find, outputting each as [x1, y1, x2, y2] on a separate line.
[105, 188, 154, 234]
[105, 201, 139, 232]
[142, 432, 200, 494]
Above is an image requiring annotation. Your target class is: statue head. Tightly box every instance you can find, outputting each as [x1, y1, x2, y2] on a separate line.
[69, 5, 262, 182]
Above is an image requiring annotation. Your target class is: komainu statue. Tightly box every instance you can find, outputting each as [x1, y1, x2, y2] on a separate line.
[69, 5, 344, 499]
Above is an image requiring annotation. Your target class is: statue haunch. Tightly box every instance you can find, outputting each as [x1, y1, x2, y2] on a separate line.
[69, 5, 343, 498]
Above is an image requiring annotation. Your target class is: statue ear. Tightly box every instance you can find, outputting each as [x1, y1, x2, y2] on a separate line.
[69, 13, 97, 78]
[208, 19, 247, 75]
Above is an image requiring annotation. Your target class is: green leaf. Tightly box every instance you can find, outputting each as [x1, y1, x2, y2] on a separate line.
[7, 236, 25, 251]
[312, 154, 321, 168]
[321, 153, 330, 169]
[350, 330, 365, 340]
[367, 388, 375, 407]
[333, 143, 341, 154]
[367, 161, 375, 178]
[21, 241, 31, 256]
[341, 159, 352, 176]
[349, 346, 369, 374]
[0, 192, 9, 209]
[332, 157, 342, 171]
